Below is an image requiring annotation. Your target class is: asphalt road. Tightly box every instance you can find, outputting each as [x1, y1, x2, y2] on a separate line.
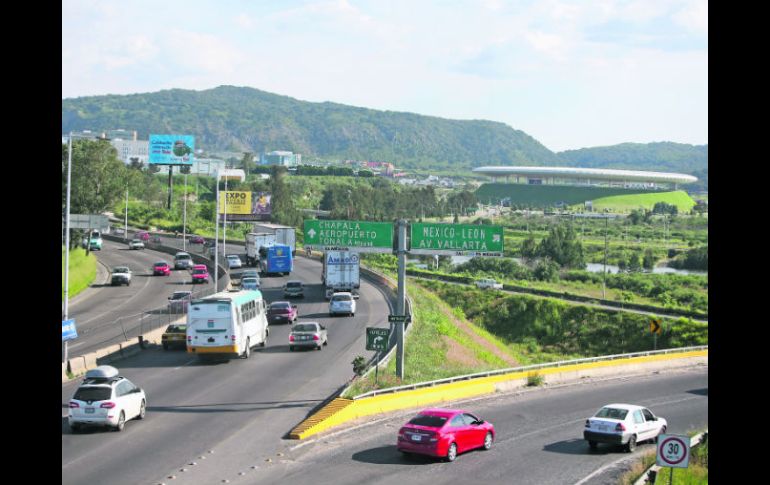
[252, 367, 708, 485]
[62, 241, 396, 485]
[65, 239, 202, 358]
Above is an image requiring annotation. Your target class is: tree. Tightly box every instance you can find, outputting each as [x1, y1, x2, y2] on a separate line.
[536, 223, 585, 269]
[642, 248, 656, 270]
[62, 139, 127, 215]
[520, 236, 538, 261]
[240, 152, 255, 173]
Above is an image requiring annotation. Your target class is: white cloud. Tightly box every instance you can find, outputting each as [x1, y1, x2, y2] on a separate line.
[674, 0, 708, 35]
[164, 31, 243, 74]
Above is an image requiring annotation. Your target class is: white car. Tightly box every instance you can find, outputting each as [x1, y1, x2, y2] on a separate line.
[226, 254, 242, 269]
[129, 239, 145, 250]
[174, 251, 193, 270]
[68, 366, 146, 432]
[111, 266, 132, 286]
[329, 292, 356, 317]
[475, 278, 503, 290]
[583, 403, 667, 452]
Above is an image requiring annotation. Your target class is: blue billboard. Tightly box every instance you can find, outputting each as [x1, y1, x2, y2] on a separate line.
[62, 319, 78, 342]
[149, 134, 195, 165]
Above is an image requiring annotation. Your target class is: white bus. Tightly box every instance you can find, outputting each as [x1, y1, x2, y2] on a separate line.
[186, 289, 269, 360]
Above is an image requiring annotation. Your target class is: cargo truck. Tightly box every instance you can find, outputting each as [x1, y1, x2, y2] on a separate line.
[259, 244, 293, 276]
[251, 223, 296, 256]
[322, 251, 360, 299]
[245, 232, 277, 266]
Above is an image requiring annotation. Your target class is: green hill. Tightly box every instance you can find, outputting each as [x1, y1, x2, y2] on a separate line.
[557, 142, 707, 173]
[62, 86, 561, 171]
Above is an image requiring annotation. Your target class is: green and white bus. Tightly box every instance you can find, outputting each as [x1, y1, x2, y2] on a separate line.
[186, 289, 269, 359]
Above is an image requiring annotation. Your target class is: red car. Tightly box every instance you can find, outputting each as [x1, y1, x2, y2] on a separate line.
[397, 408, 495, 462]
[153, 261, 171, 276]
[267, 301, 298, 325]
[136, 231, 151, 241]
[189, 235, 205, 244]
[191, 264, 210, 284]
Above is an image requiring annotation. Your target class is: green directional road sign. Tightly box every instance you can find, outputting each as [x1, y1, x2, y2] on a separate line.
[366, 327, 390, 351]
[304, 220, 394, 253]
[409, 222, 504, 256]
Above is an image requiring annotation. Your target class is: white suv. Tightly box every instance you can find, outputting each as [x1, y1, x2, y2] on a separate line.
[475, 278, 503, 290]
[68, 366, 146, 432]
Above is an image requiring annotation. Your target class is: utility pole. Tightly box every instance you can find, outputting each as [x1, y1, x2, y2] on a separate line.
[124, 189, 128, 241]
[395, 219, 407, 379]
[167, 165, 174, 209]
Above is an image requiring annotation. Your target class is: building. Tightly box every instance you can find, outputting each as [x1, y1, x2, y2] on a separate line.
[260, 151, 301, 167]
[472, 166, 698, 190]
[152, 158, 227, 176]
[112, 139, 150, 165]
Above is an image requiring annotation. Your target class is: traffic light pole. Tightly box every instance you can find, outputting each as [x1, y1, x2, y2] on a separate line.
[396, 219, 407, 379]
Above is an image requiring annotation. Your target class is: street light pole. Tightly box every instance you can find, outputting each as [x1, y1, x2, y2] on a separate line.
[223, 176, 228, 259]
[63, 132, 73, 364]
[215, 177, 219, 291]
[124, 188, 128, 241]
[603, 215, 609, 299]
[183, 172, 187, 251]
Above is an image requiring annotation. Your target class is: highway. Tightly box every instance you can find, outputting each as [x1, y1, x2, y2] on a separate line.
[254, 367, 708, 485]
[65, 238, 202, 358]
[62, 234, 396, 485]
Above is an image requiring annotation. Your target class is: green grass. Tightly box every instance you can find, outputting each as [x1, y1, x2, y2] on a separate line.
[62, 246, 97, 301]
[588, 190, 695, 212]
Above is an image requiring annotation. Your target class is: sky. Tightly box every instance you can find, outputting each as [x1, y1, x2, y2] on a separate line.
[62, 0, 707, 152]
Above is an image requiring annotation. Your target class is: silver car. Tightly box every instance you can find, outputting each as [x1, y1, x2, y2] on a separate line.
[283, 280, 305, 298]
[289, 322, 328, 351]
[174, 252, 193, 270]
[329, 292, 356, 317]
[129, 239, 145, 250]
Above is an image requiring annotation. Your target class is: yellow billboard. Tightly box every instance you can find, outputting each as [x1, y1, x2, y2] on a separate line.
[219, 191, 252, 215]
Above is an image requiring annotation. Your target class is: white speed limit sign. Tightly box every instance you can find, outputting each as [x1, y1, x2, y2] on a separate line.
[656, 434, 690, 468]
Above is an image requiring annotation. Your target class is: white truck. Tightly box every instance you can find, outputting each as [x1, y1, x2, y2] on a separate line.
[475, 278, 503, 290]
[322, 251, 360, 300]
[251, 223, 296, 256]
[245, 232, 277, 266]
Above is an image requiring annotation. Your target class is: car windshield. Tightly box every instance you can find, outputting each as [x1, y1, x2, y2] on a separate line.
[113, 267, 129, 273]
[73, 387, 112, 402]
[332, 295, 352, 302]
[228, 256, 239, 261]
[408, 415, 448, 428]
[193, 269, 207, 275]
[154, 263, 167, 267]
[176, 254, 191, 260]
[286, 282, 302, 288]
[595, 407, 629, 420]
[131, 239, 141, 243]
[166, 325, 186, 333]
[243, 278, 258, 284]
[293, 324, 318, 332]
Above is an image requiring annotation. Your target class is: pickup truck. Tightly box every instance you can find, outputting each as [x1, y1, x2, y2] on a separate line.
[111, 266, 132, 286]
[475, 278, 503, 290]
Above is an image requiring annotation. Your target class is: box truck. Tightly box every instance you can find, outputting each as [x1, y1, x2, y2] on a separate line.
[322, 251, 360, 299]
[245, 232, 277, 266]
[252, 223, 296, 255]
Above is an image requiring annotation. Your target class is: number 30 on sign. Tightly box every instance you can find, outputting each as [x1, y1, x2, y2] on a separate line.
[656, 434, 690, 468]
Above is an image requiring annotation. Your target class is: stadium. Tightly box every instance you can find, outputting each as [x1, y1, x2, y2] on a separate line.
[471, 166, 699, 211]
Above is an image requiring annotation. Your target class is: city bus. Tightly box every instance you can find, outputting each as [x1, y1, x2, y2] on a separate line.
[186, 289, 269, 360]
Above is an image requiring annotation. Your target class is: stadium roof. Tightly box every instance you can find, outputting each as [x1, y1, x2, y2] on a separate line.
[472, 166, 697, 184]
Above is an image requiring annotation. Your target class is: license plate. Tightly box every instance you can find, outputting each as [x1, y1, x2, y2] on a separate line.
[411, 435, 422, 442]
[598, 425, 608, 432]
[85, 408, 95, 414]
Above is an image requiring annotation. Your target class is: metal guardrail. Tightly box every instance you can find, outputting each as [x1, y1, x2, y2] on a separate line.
[353, 345, 708, 399]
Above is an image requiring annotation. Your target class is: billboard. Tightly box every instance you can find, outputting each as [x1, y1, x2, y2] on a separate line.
[148, 134, 195, 165]
[218, 192, 271, 221]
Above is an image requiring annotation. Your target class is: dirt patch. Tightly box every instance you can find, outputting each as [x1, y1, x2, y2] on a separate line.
[443, 335, 484, 367]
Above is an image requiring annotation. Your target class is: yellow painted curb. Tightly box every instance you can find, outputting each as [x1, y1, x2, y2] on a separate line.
[288, 350, 706, 440]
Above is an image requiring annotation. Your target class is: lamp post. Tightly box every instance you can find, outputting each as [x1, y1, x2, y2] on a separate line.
[183, 172, 187, 251]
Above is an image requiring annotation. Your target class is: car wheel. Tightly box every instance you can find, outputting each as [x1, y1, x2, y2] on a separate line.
[446, 442, 457, 462]
[289, 346, 294, 351]
[588, 441, 598, 450]
[625, 435, 637, 453]
[70, 423, 81, 433]
[115, 411, 126, 432]
[483, 432, 493, 450]
[162, 343, 168, 351]
[138, 400, 146, 420]
[316, 344, 322, 350]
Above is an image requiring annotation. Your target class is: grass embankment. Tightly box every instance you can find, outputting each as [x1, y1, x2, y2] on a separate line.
[475, 184, 695, 213]
[343, 282, 519, 397]
[62, 246, 97, 301]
